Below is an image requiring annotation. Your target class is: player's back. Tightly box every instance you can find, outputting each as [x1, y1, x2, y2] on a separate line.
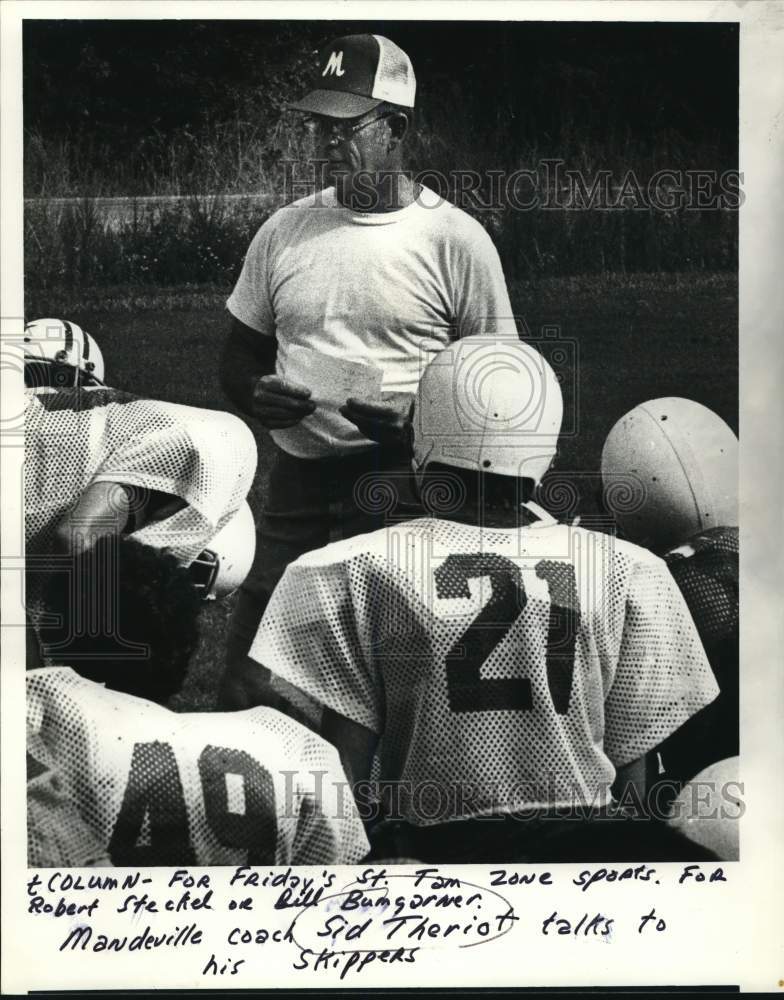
[27, 667, 368, 866]
[652, 526, 739, 785]
[256, 508, 718, 825]
[25, 385, 256, 565]
[25, 386, 131, 554]
[666, 526, 738, 672]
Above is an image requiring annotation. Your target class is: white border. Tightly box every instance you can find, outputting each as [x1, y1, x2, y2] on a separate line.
[2, 1, 783, 993]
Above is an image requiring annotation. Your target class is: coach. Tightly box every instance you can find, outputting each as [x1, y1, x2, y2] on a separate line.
[220, 33, 518, 668]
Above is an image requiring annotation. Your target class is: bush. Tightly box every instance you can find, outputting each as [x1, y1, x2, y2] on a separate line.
[25, 195, 269, 296]
[24, 91, 737, 298]
[22, 21, 737, 298]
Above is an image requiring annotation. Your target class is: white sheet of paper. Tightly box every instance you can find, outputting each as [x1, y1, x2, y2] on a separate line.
[282, 344, 383, 409]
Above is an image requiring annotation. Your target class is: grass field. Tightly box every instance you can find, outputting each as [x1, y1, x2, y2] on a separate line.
[50, 271, 737, 712]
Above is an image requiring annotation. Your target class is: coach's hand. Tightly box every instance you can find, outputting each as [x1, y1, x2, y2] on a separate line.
[252, 375, 316, 429]
[341, 392, 414, 450]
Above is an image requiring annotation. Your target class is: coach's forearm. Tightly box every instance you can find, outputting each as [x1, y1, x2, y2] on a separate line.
[220, 317, 277, 418]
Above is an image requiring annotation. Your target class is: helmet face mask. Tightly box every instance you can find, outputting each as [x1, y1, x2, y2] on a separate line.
[189, 548, 221, 599]
[189, 501, 256, 600]
[24, 318, 105, 388]
[411, 339, 563, 495]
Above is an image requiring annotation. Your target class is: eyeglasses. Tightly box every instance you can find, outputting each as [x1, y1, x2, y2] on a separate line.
[302, 112, 395, 142]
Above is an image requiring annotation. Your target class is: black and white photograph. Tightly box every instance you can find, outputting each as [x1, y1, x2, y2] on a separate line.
[2, 1, 782, 993]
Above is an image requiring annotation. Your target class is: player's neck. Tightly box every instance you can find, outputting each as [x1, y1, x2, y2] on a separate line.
[434, 504, 542, 530]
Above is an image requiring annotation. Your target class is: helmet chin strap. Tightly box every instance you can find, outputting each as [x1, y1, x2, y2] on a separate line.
[520, 498, 556, 527]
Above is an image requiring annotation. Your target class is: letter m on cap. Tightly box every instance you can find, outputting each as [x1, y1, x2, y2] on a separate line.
[322, 50, 346, 77]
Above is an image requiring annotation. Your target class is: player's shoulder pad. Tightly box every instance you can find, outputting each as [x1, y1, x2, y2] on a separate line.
[27, 665, 92, 694]
[26, 664, 163, 718]
[130, 397, 255, 440]
[575, 525, 668, 570]
[216, 705, 346, 781]
[241, 703, 337, 752]
[291, 519, 429, 571]
[26, 666, 93, 731]
[32, 385, 137, 414]
[666, 525, 739, 562]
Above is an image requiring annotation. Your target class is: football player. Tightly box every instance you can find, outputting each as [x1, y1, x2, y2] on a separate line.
[223, 339, 720, 863]
[27, 536, 370, 867]
[601, 398, 739, 806]
[27, 667, 370, 867]
[23, 318, 259, 635]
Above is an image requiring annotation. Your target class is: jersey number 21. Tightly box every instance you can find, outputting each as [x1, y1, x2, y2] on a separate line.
[434, 553, 580, 714]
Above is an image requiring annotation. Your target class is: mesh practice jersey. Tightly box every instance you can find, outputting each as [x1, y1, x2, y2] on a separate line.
[251, 509, 719, 824]
[27, 668, 369, 867]
[666, 526, 738, 662]
[651, 526, 739, 785]
[25, 386, 257, 566]
[27, 754, 112, 867]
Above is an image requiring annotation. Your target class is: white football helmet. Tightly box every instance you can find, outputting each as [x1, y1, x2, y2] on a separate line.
[24, 318, 105, 387]
[411, 338, 563, 487]
[190, 501, 256, 600]
[665, 757, 740, 861]
[601, 397, 738, 553]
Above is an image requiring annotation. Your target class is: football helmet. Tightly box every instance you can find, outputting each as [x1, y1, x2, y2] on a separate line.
[601, 397, 738, 553]
[665, 756, 740, 861]
[189, 501, 256, 600]
[24, 318, 105, 387]
[411, 338, 563, 487]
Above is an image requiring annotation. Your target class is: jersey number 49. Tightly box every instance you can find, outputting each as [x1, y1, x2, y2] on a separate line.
[108, 742, 280, 866]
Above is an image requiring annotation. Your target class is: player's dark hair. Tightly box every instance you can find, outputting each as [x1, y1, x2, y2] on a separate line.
[40, 535, 202, 704]
[420, 462, 536, 521]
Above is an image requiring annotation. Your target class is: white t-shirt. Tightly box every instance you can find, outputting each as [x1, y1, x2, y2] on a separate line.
[250, 511, 719, 825]
[27, 667, 369, 867]
[227, 186, 518, 458]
